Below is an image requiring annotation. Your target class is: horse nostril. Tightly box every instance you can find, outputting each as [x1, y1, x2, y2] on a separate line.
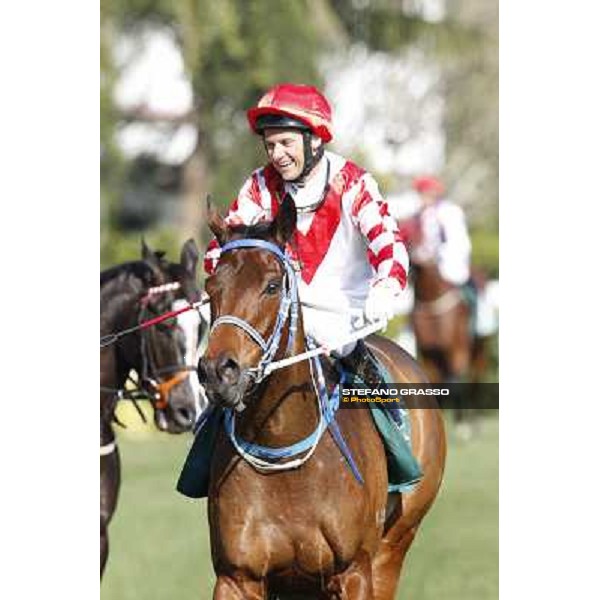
[176, 408, 193, 425]
[216, 355, 240, 386]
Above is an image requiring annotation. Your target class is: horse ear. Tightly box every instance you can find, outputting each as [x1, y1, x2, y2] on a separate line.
[180, 238, 199, 278]
[141, 236, 151, 260]
[272, 194, 297, 247]
[176, 238, 201, 302]
[140, 237, 163, 284]
[207, 195, 229, 246]
[141, 237, 159, 267]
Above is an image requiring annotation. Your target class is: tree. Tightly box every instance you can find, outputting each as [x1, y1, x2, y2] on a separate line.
[101, 0, 497, 265]
[101, 0, 325, 264]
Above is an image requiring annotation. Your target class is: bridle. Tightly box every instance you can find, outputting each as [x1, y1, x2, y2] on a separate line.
[136, 283, 193, 410]
[100, 282, 195, 456]
[100, 282, 193, 428]
[210, 239, 300, 388]
[205, 238, 363, 481]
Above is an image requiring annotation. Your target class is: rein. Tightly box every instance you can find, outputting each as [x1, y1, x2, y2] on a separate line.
[100, 296, 208, 348]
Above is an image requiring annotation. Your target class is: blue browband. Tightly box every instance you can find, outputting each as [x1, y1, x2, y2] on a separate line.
[220, 238, 288, 261]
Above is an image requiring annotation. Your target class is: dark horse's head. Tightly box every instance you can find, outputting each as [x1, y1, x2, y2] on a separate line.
[101, 238, 201, 433]
[197, 196, 298, 410]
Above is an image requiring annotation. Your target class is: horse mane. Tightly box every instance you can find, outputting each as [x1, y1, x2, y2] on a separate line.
[100, 261, 153, 288]
[100, 251, 172, 289]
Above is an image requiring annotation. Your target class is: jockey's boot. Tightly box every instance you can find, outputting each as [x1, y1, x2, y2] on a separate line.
[340, 339, 382, 388]
[340, 340, 404, 428]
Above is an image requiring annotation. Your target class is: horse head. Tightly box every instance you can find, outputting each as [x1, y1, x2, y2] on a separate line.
[137, 238, 201, 432]
[198, 196, 299, 411]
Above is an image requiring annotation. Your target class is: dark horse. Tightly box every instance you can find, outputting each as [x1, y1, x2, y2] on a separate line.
[198, 197, 446, 599]
[100, 238, 201, 577]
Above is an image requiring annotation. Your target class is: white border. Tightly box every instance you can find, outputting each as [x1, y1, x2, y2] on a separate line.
[2, 3, 97, 597]
[502, 2, 600, 598]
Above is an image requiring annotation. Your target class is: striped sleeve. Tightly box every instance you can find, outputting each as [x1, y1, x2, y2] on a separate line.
[203, 170, 270, 275]
[350, 173, 409, 291]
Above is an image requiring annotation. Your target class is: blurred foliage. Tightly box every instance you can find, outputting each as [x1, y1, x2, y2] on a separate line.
[329, 0, 485, 55]
[101, 225, 183, 269]
[101, 0, 329, 267]
[444, 1, 498, 227]
[101, 0, 498, 272]
[177, 0, 323, 201]
[471, 227, 499, 279]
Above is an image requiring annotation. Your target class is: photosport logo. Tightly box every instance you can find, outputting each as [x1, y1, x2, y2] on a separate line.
[339, 383, 499, 409]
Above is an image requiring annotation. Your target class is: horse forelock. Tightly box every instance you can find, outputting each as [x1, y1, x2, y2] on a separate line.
[228, 220, 276, 243]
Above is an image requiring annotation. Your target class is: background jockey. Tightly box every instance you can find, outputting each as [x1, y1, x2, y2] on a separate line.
[203, 83, 410, 384]
[411, 175, 472, 288]
[410, 175, 496, 334]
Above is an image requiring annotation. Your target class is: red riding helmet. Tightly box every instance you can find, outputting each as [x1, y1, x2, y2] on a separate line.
[412, 176, 445, 196]
[247, 83, 334, 143]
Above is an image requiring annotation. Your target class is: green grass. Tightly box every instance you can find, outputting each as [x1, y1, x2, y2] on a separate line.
[102, 413, 498, 599]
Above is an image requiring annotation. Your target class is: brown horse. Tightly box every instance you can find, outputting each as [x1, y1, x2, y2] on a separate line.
[400, 216, 489, 391]
[198, 196, 445, 599]
[100, 238, 201, 577]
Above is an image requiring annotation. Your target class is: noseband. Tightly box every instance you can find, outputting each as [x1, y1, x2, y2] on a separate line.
[210, 239, 300, 385]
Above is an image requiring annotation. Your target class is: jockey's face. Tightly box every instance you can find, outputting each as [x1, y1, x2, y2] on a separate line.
[419, 191, 438, 206]
[263, 129, 305, 181]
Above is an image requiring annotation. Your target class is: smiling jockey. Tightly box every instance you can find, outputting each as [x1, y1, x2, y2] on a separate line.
[203, 83, 410, 384]
[177, 84, 421, 499]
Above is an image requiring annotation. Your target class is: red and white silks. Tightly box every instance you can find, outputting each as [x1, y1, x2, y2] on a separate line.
[204, 152, 410, 356]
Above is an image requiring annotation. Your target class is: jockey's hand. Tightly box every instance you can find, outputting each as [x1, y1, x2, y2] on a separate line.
[364, 280, 400, 324]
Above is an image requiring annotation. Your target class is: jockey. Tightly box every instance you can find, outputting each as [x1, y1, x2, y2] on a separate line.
[203, 83, 410, 384]
[411, 176, 472, 287]
[411, 175, 491, 332]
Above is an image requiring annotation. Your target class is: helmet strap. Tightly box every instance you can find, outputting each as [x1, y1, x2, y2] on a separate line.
[291, 132, 324, 183]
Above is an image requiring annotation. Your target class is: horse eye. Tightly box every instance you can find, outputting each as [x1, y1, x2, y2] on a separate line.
[265, 280, 281, 295]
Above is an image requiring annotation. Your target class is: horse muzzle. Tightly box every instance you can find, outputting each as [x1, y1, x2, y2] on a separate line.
[148, 375, 198, 433]
[197, 353, 251, 411]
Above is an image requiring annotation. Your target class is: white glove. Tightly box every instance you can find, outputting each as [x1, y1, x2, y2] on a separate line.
[364, 280, 401, 324]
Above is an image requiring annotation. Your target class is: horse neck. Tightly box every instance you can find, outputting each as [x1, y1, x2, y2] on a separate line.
[100, 268, 145, 334]
[100, 269, 145, 387]
[236, 320, 321, 447]
[413, 262, 454, 302]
